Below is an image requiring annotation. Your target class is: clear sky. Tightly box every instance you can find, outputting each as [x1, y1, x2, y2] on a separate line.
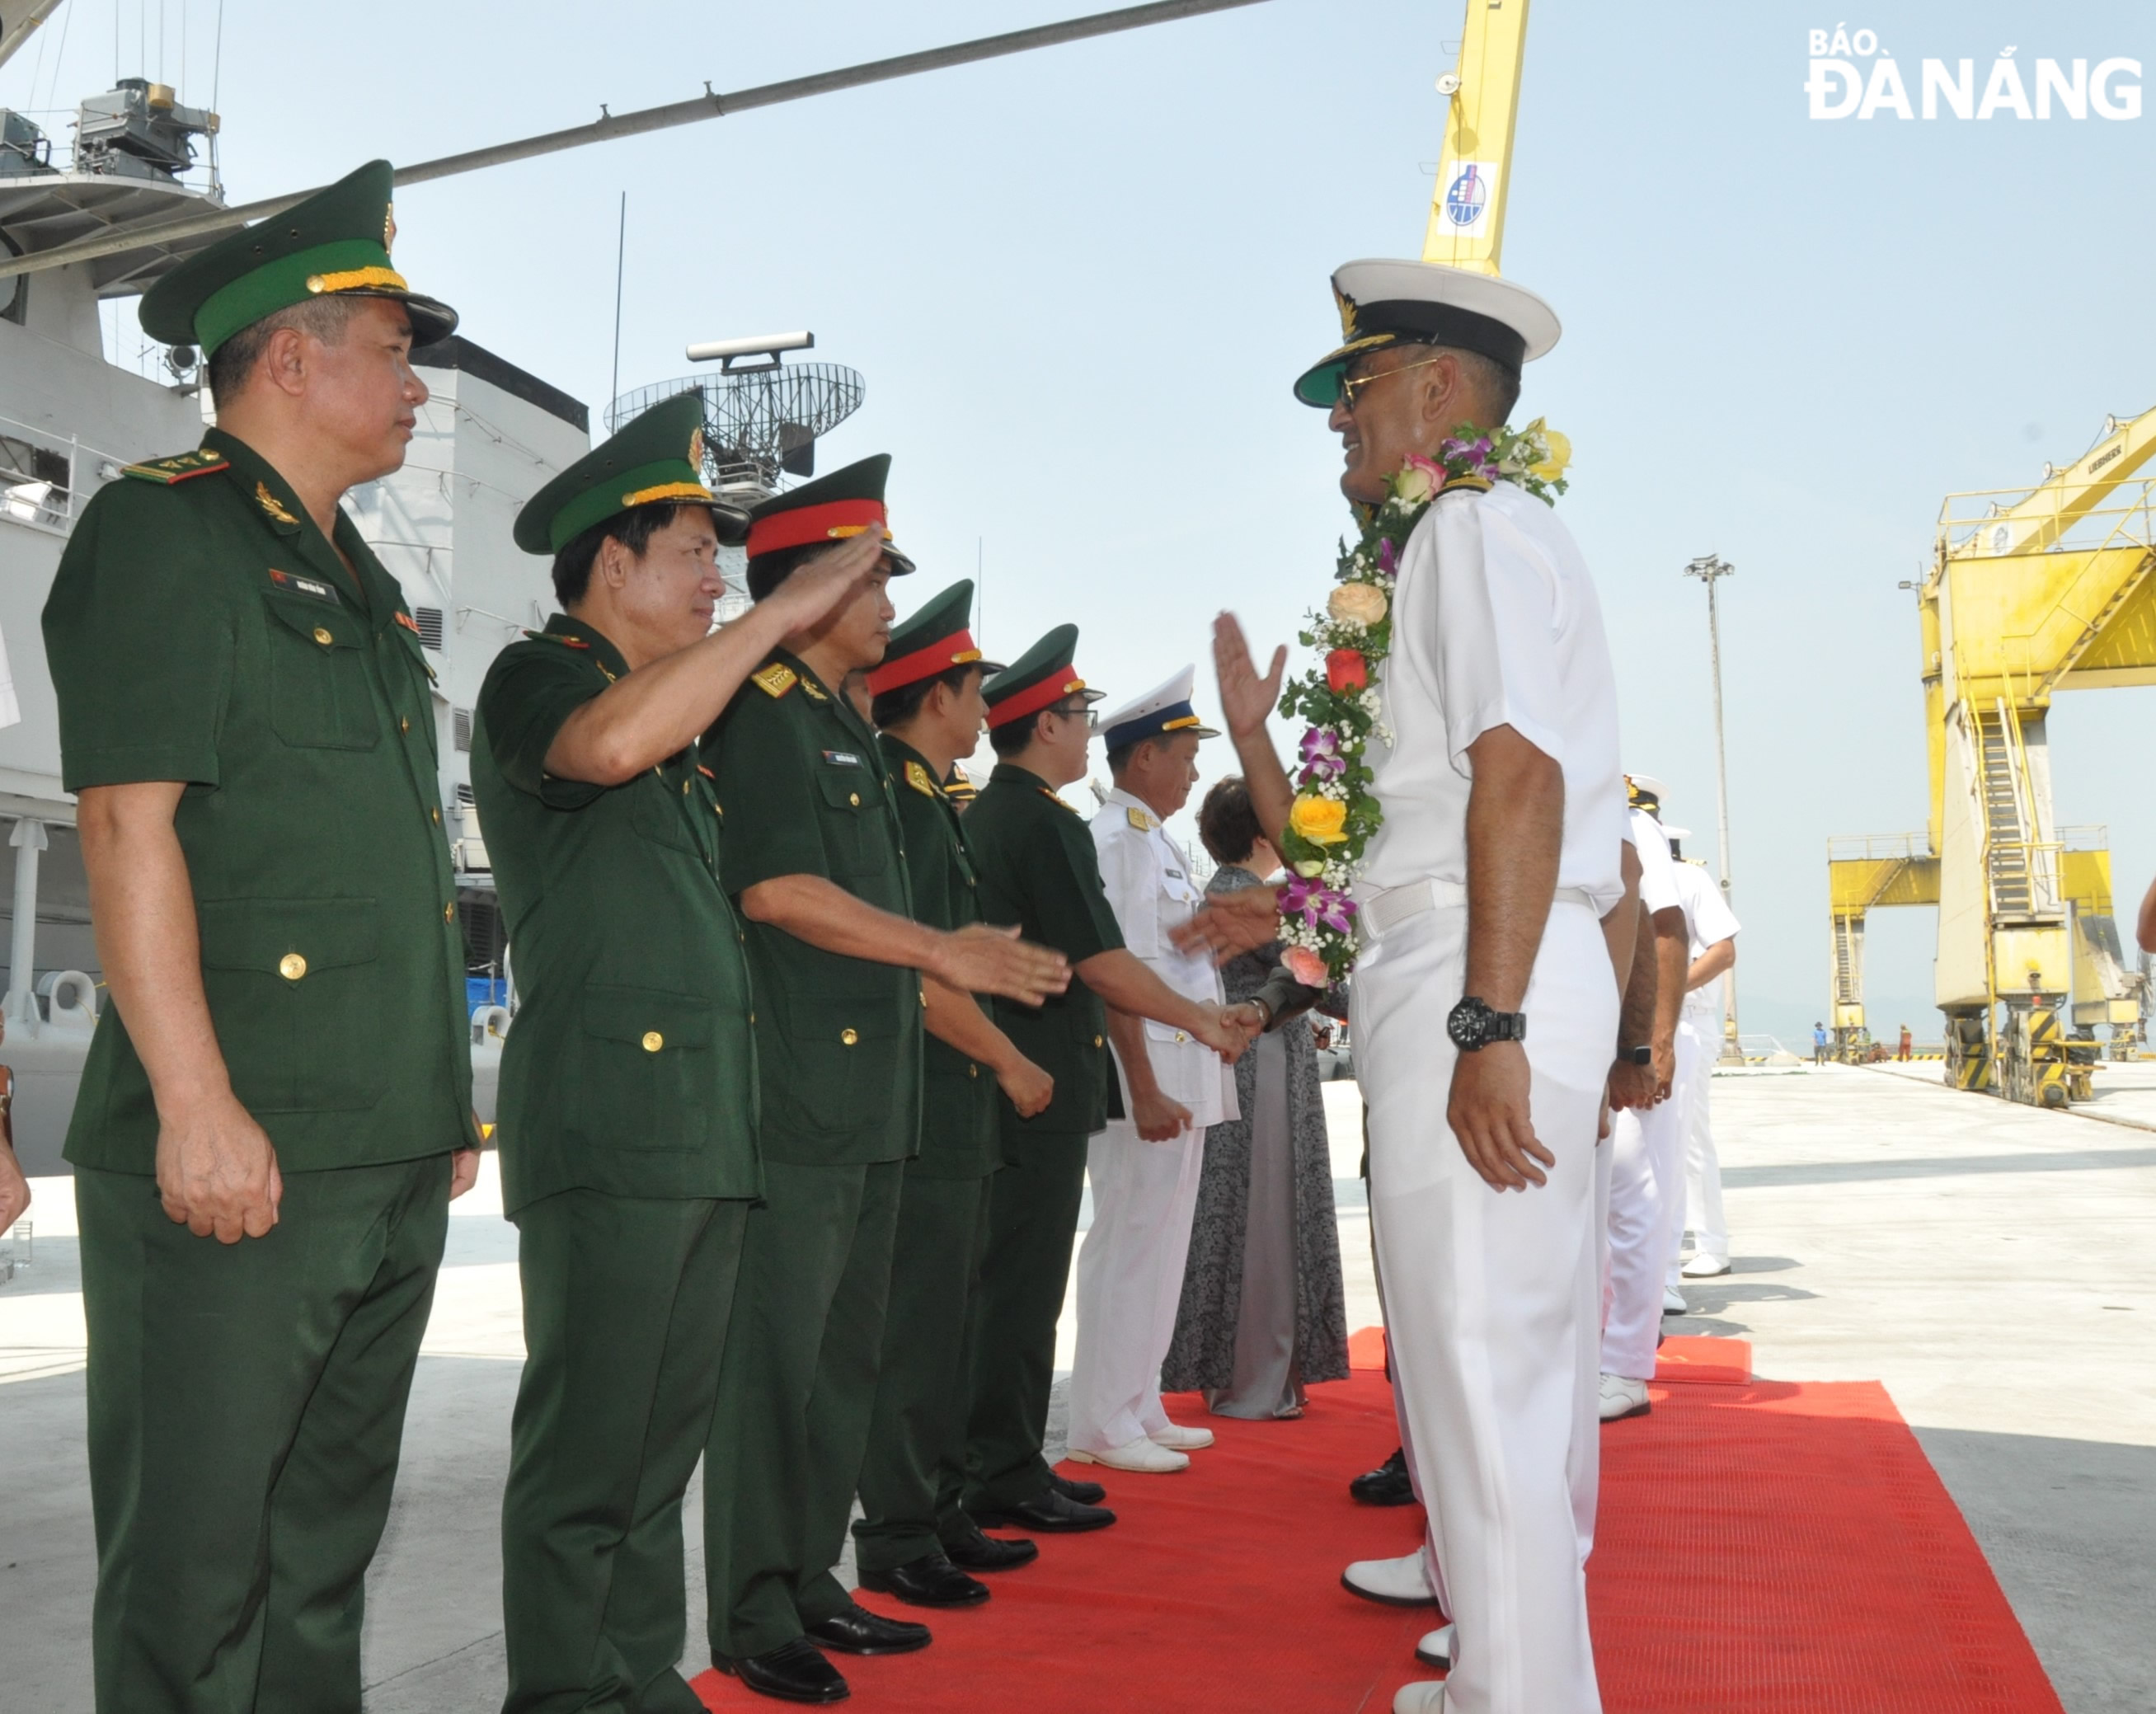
[7, 0, 2154, 1044]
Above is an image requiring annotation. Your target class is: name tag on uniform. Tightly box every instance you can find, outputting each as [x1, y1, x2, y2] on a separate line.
[1165, 867, 1185, 880]
[822, 750, 862, 767]
[268, 568, 340, 605]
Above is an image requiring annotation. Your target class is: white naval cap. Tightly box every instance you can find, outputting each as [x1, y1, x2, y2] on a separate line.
[1097, 664, 1220, 752]
[1626, 773, 1670, 812]
[1294, 257, 1562, 408]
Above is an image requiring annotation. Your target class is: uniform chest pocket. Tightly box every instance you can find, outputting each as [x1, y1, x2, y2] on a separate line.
[815, 768, 893, 877]
[261, 594, 381, 750]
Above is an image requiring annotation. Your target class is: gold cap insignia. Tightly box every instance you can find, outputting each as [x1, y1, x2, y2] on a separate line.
[255, 481, 299, 526]
[1334, 284, 1359, 341]
[688, 427, 705, 469]
[383, 204, 397, 254]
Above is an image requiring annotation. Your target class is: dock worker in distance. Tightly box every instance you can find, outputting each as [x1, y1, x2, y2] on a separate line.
[699, 458, 1070, 1707]
[471, 392, 881, 1714]
[850, 578, 1060, 1613]
[41, 159, 482, 1712]
[957, 627, 1249, 1542]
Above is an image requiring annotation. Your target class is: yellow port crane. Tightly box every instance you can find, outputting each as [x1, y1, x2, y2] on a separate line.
[1829, 408, 2156, 1104]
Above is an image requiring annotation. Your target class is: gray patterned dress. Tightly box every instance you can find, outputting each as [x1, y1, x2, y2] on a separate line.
[1163, 865, 1350, 1413]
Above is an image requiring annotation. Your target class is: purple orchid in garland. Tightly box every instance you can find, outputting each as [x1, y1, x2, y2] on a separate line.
[1298, 726, 1346, 784]
[1280, 876, 1357, 935]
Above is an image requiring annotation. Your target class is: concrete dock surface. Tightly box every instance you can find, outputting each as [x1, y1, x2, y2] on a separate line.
[2, 1060, 2150, 1710]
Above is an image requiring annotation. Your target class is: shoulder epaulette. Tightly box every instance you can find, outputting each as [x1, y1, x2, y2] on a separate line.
[520, 629, 591, 650]
[1125, 805, 1155, 832]
[120, 448, 229, 486]
[1039, 787, 1076, 813]
[752, 662, 798, 698]
[904, 759, 942, 799]
[1440, 472, 1494, 496]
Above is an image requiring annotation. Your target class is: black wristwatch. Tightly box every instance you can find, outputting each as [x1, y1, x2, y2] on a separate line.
[1616, 1044, 1652, 1066]
[1448, 996, 1527, 1052]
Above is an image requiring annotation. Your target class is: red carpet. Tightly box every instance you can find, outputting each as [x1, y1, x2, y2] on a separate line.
[693, 1337, 2061, 1712]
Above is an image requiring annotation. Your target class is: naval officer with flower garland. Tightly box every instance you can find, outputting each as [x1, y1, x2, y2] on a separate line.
[1185, 258, 1634, 1714]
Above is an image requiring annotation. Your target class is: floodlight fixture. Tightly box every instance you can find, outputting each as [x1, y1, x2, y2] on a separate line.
[686, 331, 815, 373]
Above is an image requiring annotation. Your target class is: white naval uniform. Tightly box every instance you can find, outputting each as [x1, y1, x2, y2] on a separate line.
[0, 620, 19, 730]
[1349, 480, 1625, 1714]
[1667, 861, 1740, 1276]
[1600, 810, 1690, 1382]
[1066, 787, 1238, 1455]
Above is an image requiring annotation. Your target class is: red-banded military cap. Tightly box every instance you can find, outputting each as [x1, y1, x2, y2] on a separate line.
[982, 623, 1104, 730]
[745, 453, 915, 576]
[867, 578, 1004, 697]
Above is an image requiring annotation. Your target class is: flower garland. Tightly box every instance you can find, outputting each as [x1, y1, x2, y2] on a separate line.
[1274, 418, 1571, 985]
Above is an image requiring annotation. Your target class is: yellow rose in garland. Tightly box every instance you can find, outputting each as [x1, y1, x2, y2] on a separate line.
[1289, 793, 1350, 846]
[1327, 583, 1388, 627]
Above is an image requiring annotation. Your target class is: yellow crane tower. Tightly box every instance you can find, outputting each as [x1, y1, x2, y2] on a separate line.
[1421, 0, 1529, 277]
[1828, 408, 2156, 1105]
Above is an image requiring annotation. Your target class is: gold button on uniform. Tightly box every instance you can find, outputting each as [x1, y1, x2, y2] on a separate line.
[641, 1031, 664, 1053]
[1093, 1034, 1104, 1048]
[841, 1027, 859, 1046]
[444, 902, 455, 923]
[312, 626, 333, 646]
[430, 806, 440, 824]
[278, 952, 308, 981]
[848, 791, 861, 808]
[400, 716, 410, 734]
[1175, 1031, 1188, 1043]
[968, 1064, 979, 1078]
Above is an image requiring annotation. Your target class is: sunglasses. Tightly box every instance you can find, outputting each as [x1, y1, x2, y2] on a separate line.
[1338, 351, 1446, 413]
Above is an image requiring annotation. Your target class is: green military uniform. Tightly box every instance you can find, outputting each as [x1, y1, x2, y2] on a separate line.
[849, 582, 1008, 1576]
[957, 627, 1127, 1512]
[701, 458, 924, 1662]
[474, 394, 756, 1714]
[42, 161, 472, 1712]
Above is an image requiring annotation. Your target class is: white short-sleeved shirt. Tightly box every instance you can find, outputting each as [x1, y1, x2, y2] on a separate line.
[1672, 859, 1740, 1021]
[1632, 809, 1681, 916]
[1359, 481, 1627, 914]
[1091, 787, 1236, 1128]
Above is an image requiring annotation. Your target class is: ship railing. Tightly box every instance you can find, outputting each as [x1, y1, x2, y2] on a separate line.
[0, 413, 130, 537]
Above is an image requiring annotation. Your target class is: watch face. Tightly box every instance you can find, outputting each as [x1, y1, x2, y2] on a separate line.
[1447, 998, 1488, 1050]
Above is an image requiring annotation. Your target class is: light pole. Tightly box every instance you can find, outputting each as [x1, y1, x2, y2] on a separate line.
[1684, 554, 1744, 1064]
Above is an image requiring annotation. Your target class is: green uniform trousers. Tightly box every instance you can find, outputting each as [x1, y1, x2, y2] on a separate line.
[962, 1134, 1091, 1510]
[702, 1158, 904, 1659]
[851, 1172, 993, 1573]
[501, 1192, 749, 1714]
[76, 1155, 449, 1714]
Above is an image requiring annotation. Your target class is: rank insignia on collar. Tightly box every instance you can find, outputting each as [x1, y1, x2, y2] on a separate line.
[254, 482, 300, 527]
[798, 677, 829, 702]
[1125, 805, 1154, 832]
[904, 759, 941, 798]
[752, 662, 798, 698]
[392, 608, 423, 632]
[1038, 787, 1076, 812]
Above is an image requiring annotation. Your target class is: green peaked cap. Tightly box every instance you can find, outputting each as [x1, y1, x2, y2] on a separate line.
[745, 453, 915, 576]
[982, 622, 1104, 729]
[140, 159, 458, 357]
[868, 578, 1005, 696]
[514, 393, 742, 555]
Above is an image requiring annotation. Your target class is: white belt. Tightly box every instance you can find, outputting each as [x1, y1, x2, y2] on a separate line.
[1361, 877, 1599, 938]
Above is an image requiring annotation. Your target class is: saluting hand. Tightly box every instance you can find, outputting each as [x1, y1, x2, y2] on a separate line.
[930, 923, 1071, 1006]
[157, 1092, 283, 1242]
[997, 1055, 1055, 1120]
[1212, 613, 1286, 743]
[1448, 1042, 1556, 1192]
[765, 529, 887, 632]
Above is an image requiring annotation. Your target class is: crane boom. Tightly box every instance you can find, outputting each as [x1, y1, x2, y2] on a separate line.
[1950, 403, 2156, 560]
[1420, 0, 1530, 275]
[0, 0, 1271, 284]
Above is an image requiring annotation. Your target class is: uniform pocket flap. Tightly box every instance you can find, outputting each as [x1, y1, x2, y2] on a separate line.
[815, 768, 878, 811]
[198, 897, 379, 974]
[583, 984, 716, 1050]
[781, 990, 902, 1047]
[1144, 1017, 1202, 1045]
[264, 592, 363, 650]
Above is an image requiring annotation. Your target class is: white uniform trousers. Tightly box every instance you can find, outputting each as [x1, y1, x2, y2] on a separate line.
[1066, 1118, 1207, 1453]
[1355, 899, 1614, 1714]
[1670, 1026, 1727, 1279]
[1601, 1017, 1701, 1379]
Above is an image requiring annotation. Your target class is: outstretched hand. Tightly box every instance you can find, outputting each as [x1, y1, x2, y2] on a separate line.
[932, 923, 1071, 1006]
[1170, 885, 1285, 964]
[1213, 612, 1287, 743]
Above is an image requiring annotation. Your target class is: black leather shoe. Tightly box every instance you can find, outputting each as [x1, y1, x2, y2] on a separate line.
[803, 1602, 932, 1656]
[716, 1638, 849, 1704]
[969, 1488, 1116, 1533]
[1350, 1447, 1415, 1507]
[942, 1523, 1040, 1571]
[1048, 1469, 1107, 1505]
[858, 1552, 991, 1608]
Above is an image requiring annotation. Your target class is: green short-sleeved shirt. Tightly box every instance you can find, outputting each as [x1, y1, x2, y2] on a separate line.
[40, 430, 474, 1173]
[962, 763, 1125, 1139]
[707, 652, 921, 1167]
[881, 734, 999, 1180]
[472, 616, 760, 1214]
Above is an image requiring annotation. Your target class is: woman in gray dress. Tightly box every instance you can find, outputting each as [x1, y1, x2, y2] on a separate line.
[1163, 777, 1350, 1417]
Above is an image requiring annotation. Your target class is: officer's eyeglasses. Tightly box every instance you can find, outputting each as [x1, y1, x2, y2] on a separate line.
[1046, 699, 1096, 730]
[1338, 353, 1446, 414]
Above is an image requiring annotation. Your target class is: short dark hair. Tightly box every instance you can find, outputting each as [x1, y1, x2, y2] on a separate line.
[1445, 345, 1523, 431]
[206, 295, 371, 409]
[1198, 776, 1261, 866]
[871, 663, 977, 733]
[552, 502, 683, 608]
[1107, 736, 1172, 780]
[988, 711, 1044, 757]
[746, 542, 823, 603]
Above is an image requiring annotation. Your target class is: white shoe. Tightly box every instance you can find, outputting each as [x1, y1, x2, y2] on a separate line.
[1413, 1623, 1455, 1669]
[1067, 1435, 1188, 1473]
[1393, 1682, 1448, 1713]
[1663, 1284, 1689, 1314]
[1341, 1549, 1439, 1606]
[1599, 1373, 1651, 1422]
[1148, 1421, 1214, 1451]
[1682, 1252, 1731, 1278]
